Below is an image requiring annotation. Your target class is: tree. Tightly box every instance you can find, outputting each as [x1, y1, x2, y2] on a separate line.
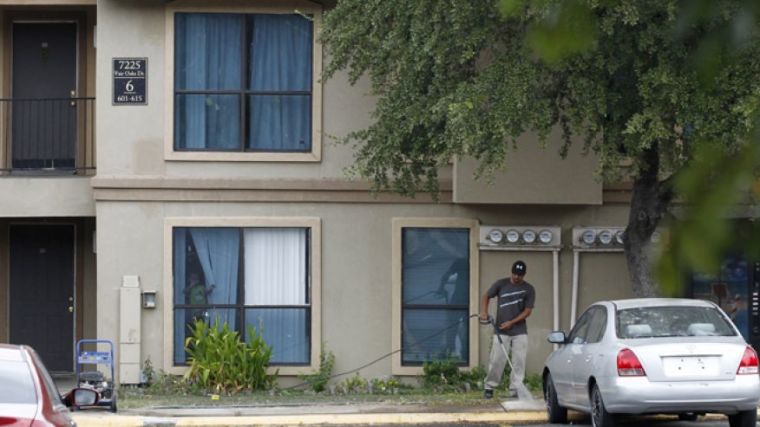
[321, 0, 760, 297]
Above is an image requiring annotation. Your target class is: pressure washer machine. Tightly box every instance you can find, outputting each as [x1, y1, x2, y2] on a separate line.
[75, 339, 117, 412]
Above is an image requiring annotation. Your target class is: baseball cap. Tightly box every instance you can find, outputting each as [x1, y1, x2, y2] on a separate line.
[512, 260, 527, 275]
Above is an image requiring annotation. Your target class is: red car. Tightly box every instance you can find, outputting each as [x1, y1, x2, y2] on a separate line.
[0, 344, 97, 427]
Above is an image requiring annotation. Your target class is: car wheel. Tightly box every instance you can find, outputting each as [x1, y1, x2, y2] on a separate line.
[678, 412, 698, 422]
[544, 374, 567, 424]
[590, 384, 616, 427]
[728, 409, 757, 427]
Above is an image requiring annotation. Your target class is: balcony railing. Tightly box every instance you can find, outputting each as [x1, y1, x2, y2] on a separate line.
[0, 97, 95, 175]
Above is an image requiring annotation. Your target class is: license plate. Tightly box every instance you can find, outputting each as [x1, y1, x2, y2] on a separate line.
[662, 356, 720, 377]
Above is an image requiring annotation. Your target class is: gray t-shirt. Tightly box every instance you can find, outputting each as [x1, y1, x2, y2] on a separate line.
[487, 278, 536, 336]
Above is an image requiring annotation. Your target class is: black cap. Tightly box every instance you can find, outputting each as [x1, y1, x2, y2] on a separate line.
[512, 260, 527, 275]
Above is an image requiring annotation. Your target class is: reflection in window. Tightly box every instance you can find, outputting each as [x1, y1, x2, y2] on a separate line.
[401, 228, 469, 365]
[173, 227, 310, 365]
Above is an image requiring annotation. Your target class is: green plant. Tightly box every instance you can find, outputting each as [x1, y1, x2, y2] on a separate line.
[421, 358, 467, 391]
[369, 376, 412, 394]
[184, 318, 277, 394]
[337, 373, 368, 394]
[141, 357, 155, 385]
[299, 347, 335, 393]
[524, 373, 542, 394]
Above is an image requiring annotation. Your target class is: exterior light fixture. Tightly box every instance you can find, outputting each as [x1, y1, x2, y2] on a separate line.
[538, 229, 553, 244]
[615, 230, 625, 245]
[142, 290, 157, 309]
[522, 229, 537, 244]
[598, 230, 613, 245]
[488, 229, 504, 243]
[506, 229, 520, 244]
[581, 229, 597, 245]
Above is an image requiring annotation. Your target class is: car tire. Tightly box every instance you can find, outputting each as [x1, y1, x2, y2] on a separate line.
[590, 384, 616, 427]
[728, 409, 757, 427]
[678, 412, 698, 422]
[544, 374, 567, 424]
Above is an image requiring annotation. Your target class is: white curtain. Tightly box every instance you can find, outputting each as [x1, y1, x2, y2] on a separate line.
[244, 228, 308, 363]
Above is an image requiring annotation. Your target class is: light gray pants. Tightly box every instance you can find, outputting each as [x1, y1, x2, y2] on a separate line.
[485, 334, 528, 390]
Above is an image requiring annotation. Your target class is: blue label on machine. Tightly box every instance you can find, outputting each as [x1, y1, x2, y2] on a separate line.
[78, 351, 112, 364]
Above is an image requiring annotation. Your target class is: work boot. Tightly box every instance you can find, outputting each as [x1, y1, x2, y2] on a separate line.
[484, 389, 494, 399]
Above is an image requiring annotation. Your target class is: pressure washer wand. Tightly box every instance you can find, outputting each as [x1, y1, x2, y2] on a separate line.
[479, 315, 515, 372]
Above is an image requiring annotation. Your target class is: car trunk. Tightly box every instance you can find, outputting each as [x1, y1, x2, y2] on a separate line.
[625, 338, 747, 382]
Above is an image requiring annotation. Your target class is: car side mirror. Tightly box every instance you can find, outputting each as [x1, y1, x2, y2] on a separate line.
[547, 331, 567, 344]
[63, 388, 99, 408]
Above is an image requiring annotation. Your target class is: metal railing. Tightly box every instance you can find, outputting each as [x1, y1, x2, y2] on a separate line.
[0, 97, 95, 175]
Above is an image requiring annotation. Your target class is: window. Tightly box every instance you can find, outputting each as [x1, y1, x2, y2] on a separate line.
[585, 307, 608, 344]
[568, 309, 593, 345]
[173, 13, 312, 153]
[172, 226, 311, 365]
[391, 219, 479, 375]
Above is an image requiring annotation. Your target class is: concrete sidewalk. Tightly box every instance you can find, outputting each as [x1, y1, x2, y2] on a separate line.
[71, 399, 549, 426]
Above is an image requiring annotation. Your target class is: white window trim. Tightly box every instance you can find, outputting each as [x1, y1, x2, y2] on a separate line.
[162, 216, 322, 376]
[163, 4, 323, 162]
[391, 218, 480, 376]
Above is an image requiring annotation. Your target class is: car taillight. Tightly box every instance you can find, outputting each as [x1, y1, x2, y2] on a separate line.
[617, 348, 646, 376]
[737, 346, 759, 375]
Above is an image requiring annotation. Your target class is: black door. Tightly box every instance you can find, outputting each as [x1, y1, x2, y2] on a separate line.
[12, 23, 77, 170]
[10, 225, 75, 372]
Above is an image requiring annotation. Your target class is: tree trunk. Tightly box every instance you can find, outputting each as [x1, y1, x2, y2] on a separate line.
[623, 147, 674, 297]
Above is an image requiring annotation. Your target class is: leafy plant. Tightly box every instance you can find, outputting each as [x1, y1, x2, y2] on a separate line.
[299, 348, 335, 393]
[184, 318, 277, 394]
[369, 376, 412, 394]
[141, 357, 155, 385]
[337, 373, 368, 394]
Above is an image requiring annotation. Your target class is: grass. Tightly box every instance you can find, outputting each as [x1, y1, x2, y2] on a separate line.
[118, 377, 543, 410]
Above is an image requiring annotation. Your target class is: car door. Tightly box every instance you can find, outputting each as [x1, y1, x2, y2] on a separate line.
[574, 306, 608, 410]
[563, 309, 593, 405]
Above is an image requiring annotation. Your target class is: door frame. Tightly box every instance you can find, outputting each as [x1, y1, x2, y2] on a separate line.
[1, 11, 87, 170]
[7, 222, 78, 372]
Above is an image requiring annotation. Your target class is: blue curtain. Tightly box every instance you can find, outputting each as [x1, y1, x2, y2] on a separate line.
[189, 228, 240, 329]
[175, 14, 242, 150]
[249, 15, 312, 151]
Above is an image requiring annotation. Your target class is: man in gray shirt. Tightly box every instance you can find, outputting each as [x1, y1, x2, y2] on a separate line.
[479, 260, 535, 399]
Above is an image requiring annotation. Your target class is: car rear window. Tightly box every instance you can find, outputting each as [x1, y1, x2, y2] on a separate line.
[616, 305, 737, 339]
[0, 361, 37, 404]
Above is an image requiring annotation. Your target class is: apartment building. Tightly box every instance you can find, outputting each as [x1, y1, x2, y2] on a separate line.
[0, 0, 756, 385]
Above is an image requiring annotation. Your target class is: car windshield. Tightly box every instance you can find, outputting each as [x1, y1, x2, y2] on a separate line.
[616, 305, 737, 339]
[0, 361, 37, 404]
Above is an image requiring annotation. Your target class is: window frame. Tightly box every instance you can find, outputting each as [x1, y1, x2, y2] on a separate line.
[391, 218, 480, 376]
[164, 5, 323, 162]
[163, 217, 321, 376]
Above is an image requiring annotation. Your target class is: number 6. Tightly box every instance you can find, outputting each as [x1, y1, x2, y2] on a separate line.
[125, 80, 134, 92]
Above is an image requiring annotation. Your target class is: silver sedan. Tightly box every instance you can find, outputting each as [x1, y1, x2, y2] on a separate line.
[542, 298, 760, 427]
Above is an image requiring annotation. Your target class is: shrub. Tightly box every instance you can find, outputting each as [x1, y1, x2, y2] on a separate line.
[299, 348, 335, 393]
[369, 376, 412, 394]
[337, 373, 368, 394]
[184, 318, 277, 394]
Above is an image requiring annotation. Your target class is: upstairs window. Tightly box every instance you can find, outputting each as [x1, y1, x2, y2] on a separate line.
[174, 13, 312, 153]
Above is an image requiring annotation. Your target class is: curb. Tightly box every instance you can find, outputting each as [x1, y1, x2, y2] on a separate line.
[72, 411, 547, 426]
[72, 408, 760, 427]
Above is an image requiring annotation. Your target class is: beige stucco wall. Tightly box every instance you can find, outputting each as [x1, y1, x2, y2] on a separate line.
[0, 178, 94, 217]
[96, 200, 631, 383]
